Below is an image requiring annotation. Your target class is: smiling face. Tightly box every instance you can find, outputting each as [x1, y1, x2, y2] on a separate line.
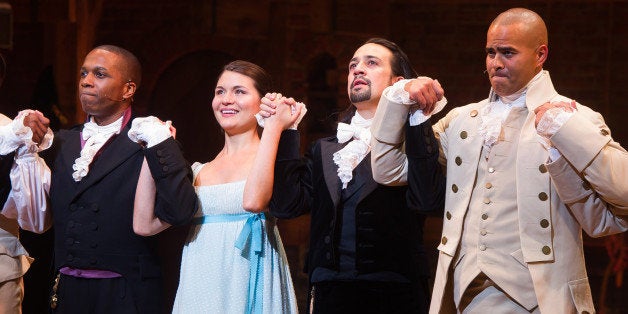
[79, 49, 133, 125]
[212, 70, 261, 135]
[347, 43, 399, 109]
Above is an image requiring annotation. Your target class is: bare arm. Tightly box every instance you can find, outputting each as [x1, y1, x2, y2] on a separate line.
[243, 94, 304, 212]
[133, 157, 171, 236]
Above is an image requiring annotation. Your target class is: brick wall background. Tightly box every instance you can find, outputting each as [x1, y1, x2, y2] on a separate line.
[1, 1, 626, 313]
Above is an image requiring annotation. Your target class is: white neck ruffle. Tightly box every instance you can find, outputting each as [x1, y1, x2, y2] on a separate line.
[333, 111, 372, 189]
[72, 117, 123, 181]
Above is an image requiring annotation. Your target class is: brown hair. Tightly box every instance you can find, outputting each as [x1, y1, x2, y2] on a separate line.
[220, 60, 272, 96]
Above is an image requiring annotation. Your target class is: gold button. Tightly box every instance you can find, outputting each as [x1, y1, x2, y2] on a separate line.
[470, 110, 478, 117]
[485, 182, 492, 189]
[482, 213, 488, 220]
[460, 131, 468, 139]
[480, 230, 487, 236]
[600, 129, 609, 136]
[540, 219, 550, 228]
[539, 164, 547, 173]
[441, 236, 448, 245]
[488, 167, 495, 173]
[538, 192, 548, 201]
[455, 156, 462, 165]
[446, 211, 452, 220]
[582, 181, 591, 191]
[483, 198, 491, 204]
[542, 246, 551, 255]
[452, 184, 459, 193]
[479, 244, 486, 251]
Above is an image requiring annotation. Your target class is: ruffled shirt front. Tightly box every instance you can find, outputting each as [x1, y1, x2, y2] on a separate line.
[72, 117, 124, 181]
[333, 111, 372, 189]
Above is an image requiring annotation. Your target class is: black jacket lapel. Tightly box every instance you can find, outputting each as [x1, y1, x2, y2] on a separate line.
[73, 126, 141, 197]
[320, 139, 342, 208]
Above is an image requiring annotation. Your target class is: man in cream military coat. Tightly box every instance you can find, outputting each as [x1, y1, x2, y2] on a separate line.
[370, 7, 628, 314]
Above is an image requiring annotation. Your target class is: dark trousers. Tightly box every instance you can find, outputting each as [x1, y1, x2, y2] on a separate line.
[312, 280, 429, 314]
[52, 274, 159, 314]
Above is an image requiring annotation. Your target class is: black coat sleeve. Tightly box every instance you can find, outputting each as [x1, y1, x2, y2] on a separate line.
[406, 119, 446, 215]
[269, 129, 314, 219]
[143, 137, 199, 226]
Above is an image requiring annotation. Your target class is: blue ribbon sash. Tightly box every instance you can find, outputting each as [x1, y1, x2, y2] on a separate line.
[192, 213, 266, 314]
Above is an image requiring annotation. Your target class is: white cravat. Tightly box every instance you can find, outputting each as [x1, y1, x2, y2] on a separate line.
[477, 71, 545, 158]
[72, 117, 123, 181]
[333, 111, 372, 189]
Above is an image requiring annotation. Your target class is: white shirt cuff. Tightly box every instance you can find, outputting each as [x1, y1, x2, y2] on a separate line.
[384, 79, 447, 126]
[536, 108, 575, 139]
[0, 110, 53, 155]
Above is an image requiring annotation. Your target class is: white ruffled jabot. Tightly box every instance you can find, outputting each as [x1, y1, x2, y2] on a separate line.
[72, 117, 123, 181]
[333, 111, 372, 189]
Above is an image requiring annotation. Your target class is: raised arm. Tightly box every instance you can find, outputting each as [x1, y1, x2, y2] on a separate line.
[1, 111, 53, 233]
[243, 94, 304, 212]
[535, 102, 628, 235]
[128, 116, 198, 228]
[133, 157, 171, 236]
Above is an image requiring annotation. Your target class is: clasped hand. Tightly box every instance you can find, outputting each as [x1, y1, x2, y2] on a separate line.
[22, 110, 50, 144]
[404, 77, 444, 115]
[259, 93, 304, 130]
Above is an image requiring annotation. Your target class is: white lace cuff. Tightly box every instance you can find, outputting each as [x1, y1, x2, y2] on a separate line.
[384, 79, 416, 105]
[128, 116, 172, 148]
[408, 97, 447, 126]
[536, 107, 574, 139]
[0, 110, 53, 155]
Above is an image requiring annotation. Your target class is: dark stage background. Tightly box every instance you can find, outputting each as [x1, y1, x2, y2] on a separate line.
[0, 1, 626, 313]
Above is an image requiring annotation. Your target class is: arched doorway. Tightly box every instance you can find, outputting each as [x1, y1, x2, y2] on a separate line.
[149, 50, 233, 163]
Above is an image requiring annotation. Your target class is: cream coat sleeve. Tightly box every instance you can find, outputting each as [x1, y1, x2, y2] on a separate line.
[370, 97, 411, 185]
[549, 107, 628, 215]
[545, 106, 628, 237]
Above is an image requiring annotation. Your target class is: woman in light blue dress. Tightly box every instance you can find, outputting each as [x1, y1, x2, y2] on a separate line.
[134, 60, 302, 313]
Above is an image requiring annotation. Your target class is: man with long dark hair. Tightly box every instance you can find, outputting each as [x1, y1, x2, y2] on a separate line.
[260, 38, 445, 313]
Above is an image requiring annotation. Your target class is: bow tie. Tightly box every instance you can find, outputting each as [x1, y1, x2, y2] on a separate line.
[82, 120, 121, 142]
[336, 122, 370, 144]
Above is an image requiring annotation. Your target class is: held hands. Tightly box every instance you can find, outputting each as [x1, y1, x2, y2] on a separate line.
[404, 77, 444, 115]
[534, 100, 577, 127]
[22, 110, 50, 145]
[128, 116, 174, 148]
[259, 92, 305, 131]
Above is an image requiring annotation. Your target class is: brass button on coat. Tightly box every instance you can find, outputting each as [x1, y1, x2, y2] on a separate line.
[542, 246, 551, 255]
[452, 184, 459, 193]
[460, 131, 468, 139]
[485, 182, 492, 189]
[441, 237, 448, 245]
[481, 214, 488, 220]
[455, 156, 462, 165]
[483, 198, 491, 204]
[446, 211, 452, 220]
[538, 192, 548, 201]
[488, 167, 495, 173]
[600, 129, 609, 136]
[539, 164, 547, 173]
[540, 219, 550, 228]
[470, 110, 478, 117]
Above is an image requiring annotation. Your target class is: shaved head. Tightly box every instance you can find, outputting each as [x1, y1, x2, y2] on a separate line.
[490, 8, 548, 48]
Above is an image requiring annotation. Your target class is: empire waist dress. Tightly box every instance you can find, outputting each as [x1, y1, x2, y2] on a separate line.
[172, 163, 298, 314]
